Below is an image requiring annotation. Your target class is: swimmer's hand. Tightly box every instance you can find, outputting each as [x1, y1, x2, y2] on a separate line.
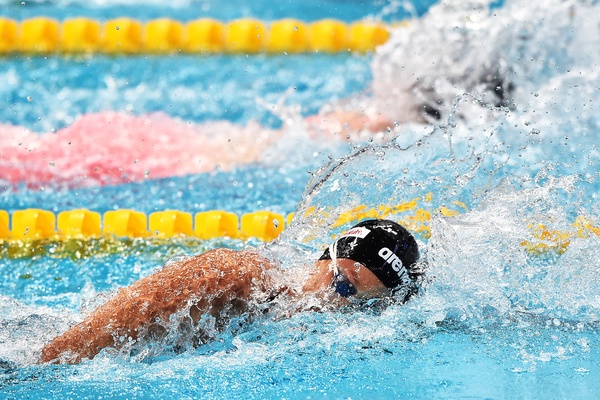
[39, 249, 274, 364]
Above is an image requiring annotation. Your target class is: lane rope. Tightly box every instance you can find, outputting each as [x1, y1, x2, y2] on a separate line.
[1, 196, 597, 259]
[0, 17, 396, 55]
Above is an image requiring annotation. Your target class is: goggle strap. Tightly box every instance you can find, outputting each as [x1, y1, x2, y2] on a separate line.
[328, 239, 339, 273]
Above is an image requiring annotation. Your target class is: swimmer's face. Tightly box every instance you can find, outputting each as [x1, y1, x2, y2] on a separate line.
[303, 258, 389, 299]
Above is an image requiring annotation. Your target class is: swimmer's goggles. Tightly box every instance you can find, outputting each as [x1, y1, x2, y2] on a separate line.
[328, 240, 358, 298]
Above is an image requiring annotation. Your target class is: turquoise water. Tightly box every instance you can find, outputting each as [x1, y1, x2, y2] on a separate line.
[2, 0, 600, 398]
[0, 0, 437, 23]
[0, 55, 373, 132]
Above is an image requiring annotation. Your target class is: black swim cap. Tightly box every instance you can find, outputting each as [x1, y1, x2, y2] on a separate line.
[320, 219, 420, 293]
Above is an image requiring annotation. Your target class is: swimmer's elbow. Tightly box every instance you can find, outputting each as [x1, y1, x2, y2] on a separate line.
[39, 339, 82, 364]
[38, 322, 110, 364]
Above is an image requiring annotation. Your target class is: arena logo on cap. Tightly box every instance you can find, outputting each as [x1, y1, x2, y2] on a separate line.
[378, 247, 409, 280]
[340, 227, 370, 239]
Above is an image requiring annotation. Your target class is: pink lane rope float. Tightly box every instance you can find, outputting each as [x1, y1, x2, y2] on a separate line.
[0, 108, 402, 187]
[0, 112, 277, 187]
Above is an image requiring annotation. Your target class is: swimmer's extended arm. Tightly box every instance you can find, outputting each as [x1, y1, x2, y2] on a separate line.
[39, 248, 274, 364]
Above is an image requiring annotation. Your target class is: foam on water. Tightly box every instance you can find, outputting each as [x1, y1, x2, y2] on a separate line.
[372, 0, 600, 124]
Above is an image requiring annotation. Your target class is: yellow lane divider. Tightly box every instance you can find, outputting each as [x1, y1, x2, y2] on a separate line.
[520, 216, 600, 255]
[1, 201, 598, 259]
[0, 209, 286, 242]
[0, 17, 391, 55]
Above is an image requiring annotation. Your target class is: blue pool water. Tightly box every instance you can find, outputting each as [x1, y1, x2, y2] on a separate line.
[0, 0, 438, 23]
[0, 54, 373, 132]
[2, 0, 600, 398]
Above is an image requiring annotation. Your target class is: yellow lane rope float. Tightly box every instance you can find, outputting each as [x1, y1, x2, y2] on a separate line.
[1, 209, 286, 241]
[1, 196, 599, 259]
[0, 17, 391, 55]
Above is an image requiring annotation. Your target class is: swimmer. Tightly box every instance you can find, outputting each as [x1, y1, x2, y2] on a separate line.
[39, 219, 420, 364]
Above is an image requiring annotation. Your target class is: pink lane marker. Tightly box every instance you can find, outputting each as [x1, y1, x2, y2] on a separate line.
[0, 112, 277, 187]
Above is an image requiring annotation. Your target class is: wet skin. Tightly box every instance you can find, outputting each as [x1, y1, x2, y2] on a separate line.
[39, 250, 389, 364]
[302, 258, 389, 299]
